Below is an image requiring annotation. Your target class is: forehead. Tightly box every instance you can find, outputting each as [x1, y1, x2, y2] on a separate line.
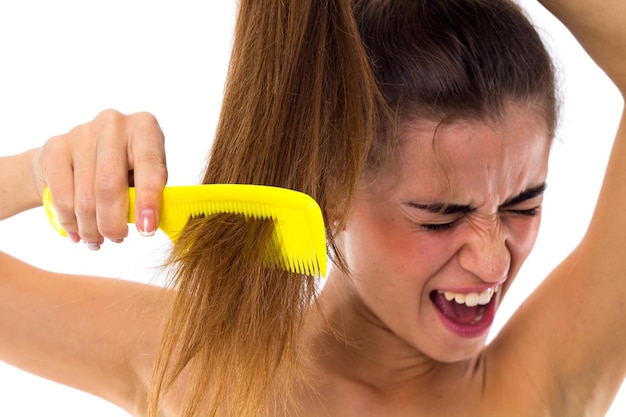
[382, 108, 551, 205]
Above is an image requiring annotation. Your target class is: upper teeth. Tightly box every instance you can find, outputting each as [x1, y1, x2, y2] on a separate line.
[438, 286, 499, 307]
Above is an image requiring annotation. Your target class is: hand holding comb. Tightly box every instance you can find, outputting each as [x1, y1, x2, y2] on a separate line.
[43, 184, 327, 277]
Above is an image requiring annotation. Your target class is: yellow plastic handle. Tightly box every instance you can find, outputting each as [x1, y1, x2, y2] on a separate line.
[42, 186, 68, 237]
[42, 186, 136, 237]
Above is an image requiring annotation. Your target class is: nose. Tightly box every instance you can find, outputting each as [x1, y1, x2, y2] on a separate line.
[457, 218, 510, 284]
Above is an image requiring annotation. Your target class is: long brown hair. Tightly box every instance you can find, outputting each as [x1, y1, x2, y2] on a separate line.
[148, 0, 558, 416]
[149, 0, 384, 416]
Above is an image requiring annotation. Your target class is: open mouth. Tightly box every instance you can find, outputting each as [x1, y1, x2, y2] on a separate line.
[429, 286, 500, 338]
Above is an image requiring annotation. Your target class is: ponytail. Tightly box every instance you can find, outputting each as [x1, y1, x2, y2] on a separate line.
[149, 0, 384, 415]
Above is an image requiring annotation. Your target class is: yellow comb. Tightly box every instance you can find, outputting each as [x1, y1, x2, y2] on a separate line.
[42, 185, 327, 277]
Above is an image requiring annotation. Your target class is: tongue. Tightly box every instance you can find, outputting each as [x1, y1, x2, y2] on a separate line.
[431, 292, 480, 325]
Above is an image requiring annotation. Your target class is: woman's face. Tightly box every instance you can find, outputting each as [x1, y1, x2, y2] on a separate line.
[336, 106, 551, 362]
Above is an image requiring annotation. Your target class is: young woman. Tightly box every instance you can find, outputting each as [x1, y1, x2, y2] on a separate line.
[2, 0, 626, 416]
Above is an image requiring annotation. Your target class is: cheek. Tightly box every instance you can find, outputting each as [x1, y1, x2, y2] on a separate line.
[344, 205, 457, 280]
[344, 209, 408, 275]
[506, 214, 542, 274]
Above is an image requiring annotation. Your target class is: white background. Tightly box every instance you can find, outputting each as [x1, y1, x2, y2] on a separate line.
[0, 1, 624, 416]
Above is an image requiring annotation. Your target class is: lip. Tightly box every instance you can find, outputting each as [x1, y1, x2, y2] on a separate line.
[430, 290, 499, 339]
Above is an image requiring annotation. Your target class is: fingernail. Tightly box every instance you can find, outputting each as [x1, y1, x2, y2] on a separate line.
[138, 209, 157, 237]
[85, 241, 101, 251]
[68, 232, 81, 243]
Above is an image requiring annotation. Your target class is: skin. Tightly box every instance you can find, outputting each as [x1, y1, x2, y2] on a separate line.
[333, 109, 549, 361]
[2, 0, 626, 416]
[293, 106, 552, 416]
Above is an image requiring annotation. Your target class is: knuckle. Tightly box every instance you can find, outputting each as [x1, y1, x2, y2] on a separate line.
[140, 150, 168, 171]
[95, 108, 124, 124]
[44, 134, 66, 150]
[129, 112, 165, 143]
[58, 220, 78, 234]
[40, 135, 70, 164]
[98, 223, 128, 240]
[72, 109, 125, 141]
[53, 195, 75, 218]
[132, 111, 160, 127]
[68, 119, 94, 139]
[96, 175, 126, 198]
[74, 196, 96, 216]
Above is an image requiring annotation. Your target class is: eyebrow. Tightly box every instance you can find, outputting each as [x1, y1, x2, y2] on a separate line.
[406, 182, 547, 215]
[501, 183, 547, 207]
[407, 201, 472, 215]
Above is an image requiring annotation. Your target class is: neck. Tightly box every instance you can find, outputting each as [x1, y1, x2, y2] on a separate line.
[304, 270, 478, 393]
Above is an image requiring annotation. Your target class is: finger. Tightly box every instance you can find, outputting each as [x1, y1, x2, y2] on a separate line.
[38, 135, 79, 239]
[126, 112, 168, 236]
[70, 122, 103, 247]
[93, 111, 132, 242]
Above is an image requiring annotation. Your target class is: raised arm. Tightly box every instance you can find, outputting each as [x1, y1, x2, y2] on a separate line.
[0, 110, 169, 415]
[0, 253, 167, 414]
[541, 0, 626, 91]
[487, 1, 626, 415]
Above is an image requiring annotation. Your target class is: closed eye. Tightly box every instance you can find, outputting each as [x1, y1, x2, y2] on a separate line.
[423, 207, 540, 231]
[503, 206, 541, 217]
[420, 219, 461, 232]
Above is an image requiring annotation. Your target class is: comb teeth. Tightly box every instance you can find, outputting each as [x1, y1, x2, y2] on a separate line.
[166, 200, 324, 276]
[154, 185, 327, 277]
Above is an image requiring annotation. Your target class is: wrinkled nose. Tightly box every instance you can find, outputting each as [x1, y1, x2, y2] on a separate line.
[457, 220, 510, 284]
